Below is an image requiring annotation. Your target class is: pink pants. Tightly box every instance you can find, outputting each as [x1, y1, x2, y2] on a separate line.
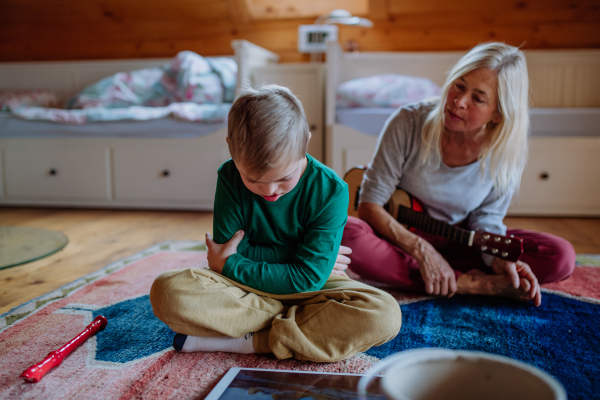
[341, 216, 576, 293]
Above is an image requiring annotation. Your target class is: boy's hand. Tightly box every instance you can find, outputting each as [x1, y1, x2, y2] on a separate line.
[330, 245, 352, 277]
[206, 231, 245, 274]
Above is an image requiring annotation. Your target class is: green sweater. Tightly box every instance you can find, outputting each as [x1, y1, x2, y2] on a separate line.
[213, 155, 349, 294]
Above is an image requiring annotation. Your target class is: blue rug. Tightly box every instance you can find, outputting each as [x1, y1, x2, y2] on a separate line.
[365, 293, 600, 400]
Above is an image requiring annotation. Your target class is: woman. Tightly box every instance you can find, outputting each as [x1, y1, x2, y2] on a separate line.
[342, 42, 575, 306]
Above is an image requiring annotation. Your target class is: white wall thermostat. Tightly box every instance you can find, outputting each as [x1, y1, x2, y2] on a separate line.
[297, 24, 338, 53]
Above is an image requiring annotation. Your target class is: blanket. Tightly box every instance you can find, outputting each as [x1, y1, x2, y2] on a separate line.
[9, 51, 236, 125]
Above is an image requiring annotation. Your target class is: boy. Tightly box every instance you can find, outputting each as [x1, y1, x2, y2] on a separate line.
[150, 85, 401, 362]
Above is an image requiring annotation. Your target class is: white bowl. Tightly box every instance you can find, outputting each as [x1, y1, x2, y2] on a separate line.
[358, 348, 566, 400]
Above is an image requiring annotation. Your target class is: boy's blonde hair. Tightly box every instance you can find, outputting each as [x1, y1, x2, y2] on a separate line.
[420, 42, 530, 195]
[227, 84, 310, 175]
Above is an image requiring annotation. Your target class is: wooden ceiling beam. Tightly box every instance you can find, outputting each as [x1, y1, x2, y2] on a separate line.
[369, 0, 389, 21]
[251, 0, 369, 20]
[227, 0, 253, 25]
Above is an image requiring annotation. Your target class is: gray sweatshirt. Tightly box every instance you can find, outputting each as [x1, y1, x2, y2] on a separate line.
[360, 101, 515, 238]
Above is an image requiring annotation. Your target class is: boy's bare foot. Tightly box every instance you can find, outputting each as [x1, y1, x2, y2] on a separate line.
[456, 270, 538, 304]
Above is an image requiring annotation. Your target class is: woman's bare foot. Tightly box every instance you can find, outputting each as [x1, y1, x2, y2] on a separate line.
[456, 270, 537, 304]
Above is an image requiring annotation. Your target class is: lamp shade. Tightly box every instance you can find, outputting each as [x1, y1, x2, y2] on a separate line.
[322, 16, 373, 27]
[316, 9, 374, 27]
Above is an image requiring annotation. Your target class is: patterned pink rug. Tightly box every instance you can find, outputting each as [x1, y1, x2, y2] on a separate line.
[0, 242, 378, 400]
[1, 242, 598, 399]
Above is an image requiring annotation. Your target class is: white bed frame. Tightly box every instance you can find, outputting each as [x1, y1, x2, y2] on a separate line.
[0, 40, 279, 210]
[325, 42, 600, 216]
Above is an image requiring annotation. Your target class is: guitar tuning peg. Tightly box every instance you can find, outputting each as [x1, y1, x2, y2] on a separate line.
[494, 237, 501, 242]
[505, 239, 511, 244]
[502, 252, 508, 257]
[483, 234, 490, 240]
[481, 246, 487, 251]
[491, 249, 498, 254]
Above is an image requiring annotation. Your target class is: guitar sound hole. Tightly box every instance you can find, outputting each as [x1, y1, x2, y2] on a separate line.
[354, 187, 361, 211]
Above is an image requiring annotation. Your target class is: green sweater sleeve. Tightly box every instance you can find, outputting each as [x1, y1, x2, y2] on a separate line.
[223, 186, 349, 294]
[213, 172, 290, 263]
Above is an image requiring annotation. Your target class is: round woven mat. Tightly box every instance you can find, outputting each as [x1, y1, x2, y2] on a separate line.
[0, 226, 68, 270]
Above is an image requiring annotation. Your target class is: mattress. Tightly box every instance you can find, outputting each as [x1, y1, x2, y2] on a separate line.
[335, 107, 396, 137]
[528, 108, 600, 136]
[0, 113, 227, 139]
[336, 107, 600, 138]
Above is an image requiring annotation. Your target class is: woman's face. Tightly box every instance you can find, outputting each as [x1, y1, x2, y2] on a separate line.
[443, 68, 502, 136]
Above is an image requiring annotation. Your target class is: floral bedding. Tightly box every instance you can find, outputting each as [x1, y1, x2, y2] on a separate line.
[12, 103, 232, 125]
[5, 51, 237, 125]
[0, 90, 61, 112]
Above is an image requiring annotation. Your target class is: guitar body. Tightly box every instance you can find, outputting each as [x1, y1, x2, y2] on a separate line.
[345, 166, 368, 219]
[343, 166, 524, 261]
[345, 165, 422, 218]
[387, 189, 423, 224]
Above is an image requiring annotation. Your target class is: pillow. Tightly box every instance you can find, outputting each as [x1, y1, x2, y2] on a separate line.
[336, 74, 441, 108]
[0, 90, 61, 112]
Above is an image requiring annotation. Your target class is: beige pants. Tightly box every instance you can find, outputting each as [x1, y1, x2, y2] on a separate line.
[150, 268, 402, 362]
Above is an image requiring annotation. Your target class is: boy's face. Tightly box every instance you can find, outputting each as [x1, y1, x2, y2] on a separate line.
[234, 157, 307, 202]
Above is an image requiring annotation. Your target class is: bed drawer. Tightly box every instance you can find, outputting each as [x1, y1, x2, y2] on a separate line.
[113, 146, 229, 202]
[509, 138, 600, 215]
[2, 145, 109, 199]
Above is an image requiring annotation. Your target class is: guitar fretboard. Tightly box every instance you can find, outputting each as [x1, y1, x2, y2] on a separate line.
[397, 206, 473, 246]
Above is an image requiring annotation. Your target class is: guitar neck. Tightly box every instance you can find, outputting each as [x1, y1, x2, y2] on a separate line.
[397, 206, 474, 246]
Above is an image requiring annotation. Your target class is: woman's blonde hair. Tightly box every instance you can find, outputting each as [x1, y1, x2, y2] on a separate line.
[227, 84, 309, 176]
[420, 42, 530, 195]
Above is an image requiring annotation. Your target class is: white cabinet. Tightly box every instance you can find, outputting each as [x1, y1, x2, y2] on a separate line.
[507, 137, 600, 216]
[0, 129, 231, 210]
[329, 124, 379, 177]
[252, 63, 325, 162]
[2, 142, 110, 200]
[113, 144, 229, 203]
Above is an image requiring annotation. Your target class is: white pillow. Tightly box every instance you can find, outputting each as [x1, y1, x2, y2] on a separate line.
[337, 74, 441, 108]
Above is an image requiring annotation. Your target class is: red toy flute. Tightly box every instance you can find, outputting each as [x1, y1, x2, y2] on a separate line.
[20, 315, 107, 383]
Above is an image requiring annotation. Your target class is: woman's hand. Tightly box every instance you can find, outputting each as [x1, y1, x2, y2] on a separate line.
[205, 231, 245, 274]
[330, 245, 352, 277]
[412, 237, 457, 297]
[357, 202, 456, 295]
[492, 258, 542, 306]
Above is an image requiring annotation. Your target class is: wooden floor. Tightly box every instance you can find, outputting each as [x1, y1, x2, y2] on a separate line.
[1, 207, 599, 315]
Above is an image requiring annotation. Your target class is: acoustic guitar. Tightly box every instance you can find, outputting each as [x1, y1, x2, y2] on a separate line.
[344, 166, 523, 262]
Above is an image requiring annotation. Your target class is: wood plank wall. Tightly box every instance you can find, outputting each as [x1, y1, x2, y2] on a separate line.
[1, 0, 599, 63]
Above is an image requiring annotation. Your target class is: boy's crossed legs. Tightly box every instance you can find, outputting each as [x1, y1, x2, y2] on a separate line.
[150, 268, 402, 363]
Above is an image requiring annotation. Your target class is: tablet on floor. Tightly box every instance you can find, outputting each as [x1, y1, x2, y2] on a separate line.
[204, 367, 387, 400]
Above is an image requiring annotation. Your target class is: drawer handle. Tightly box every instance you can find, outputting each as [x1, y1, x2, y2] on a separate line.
[162, 170, 170, 177]
[539, 172, 549, 180]
[49, 168, 57, 176]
